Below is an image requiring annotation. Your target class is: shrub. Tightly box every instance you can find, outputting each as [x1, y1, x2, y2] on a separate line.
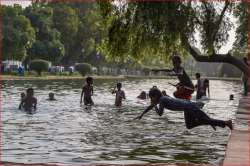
[29, 59, 49, 76]
[75, 63, 93, 76]
[142, 67, 151, 75]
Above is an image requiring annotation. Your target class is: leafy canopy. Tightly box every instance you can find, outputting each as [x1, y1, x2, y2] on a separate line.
[97, 1, 244, 63]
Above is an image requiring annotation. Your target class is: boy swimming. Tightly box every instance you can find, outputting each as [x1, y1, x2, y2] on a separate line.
[48, 92, 56, 101]
[135, 87, 232, 130]
[137, 91, 147, 100]
[80, 77, 94, 106]
[19, 88, 37, 112]
[195, 73, 210, 100]
[152, 55, 194, 100]
[112, 82, 126, 106]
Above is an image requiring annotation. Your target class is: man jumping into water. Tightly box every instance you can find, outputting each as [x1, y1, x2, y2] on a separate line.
[135, 87, 233, 130]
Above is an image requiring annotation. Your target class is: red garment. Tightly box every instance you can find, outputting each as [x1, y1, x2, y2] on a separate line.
[173, 86, 194, 100]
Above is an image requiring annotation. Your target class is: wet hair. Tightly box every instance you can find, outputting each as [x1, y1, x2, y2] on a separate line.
[162, 90, 167, 96]
[86, 77, 93, 83]
[204, 79, 209, 84]
[117, 82, 122, 88]
[172, 55, 182, 64]
[26, 88, 34, 93]
[49, 92, 54, 97]
[149, 88, 162, 99]
[195, 73, 201, 79]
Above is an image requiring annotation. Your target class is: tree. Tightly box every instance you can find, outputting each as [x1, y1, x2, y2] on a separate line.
[52, 4, 79, 58]
[97, 1, 248, 75]
[2, 5, 35, 61]
[24, 4, 65, 64]
[29, 59, 49, 76]
[232, 1, 248, 56]
[75, 63, 93, 76]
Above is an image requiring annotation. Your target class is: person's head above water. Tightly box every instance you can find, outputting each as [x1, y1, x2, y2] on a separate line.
[149, 88, 162, 104]
[86, 77, 93, 85]
[161, 90, 167, 96]
[172, 55, 182, 68]
[138, 91, 147, 99]
[21, 92, 26, 99]
[117, 82, 122, 90]
[49, 92, 55, 100]
[26, 88, 34, 97]
[195, 73, 201, 79]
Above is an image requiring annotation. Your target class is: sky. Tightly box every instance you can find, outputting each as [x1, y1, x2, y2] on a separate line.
[1, 0, 237, 54]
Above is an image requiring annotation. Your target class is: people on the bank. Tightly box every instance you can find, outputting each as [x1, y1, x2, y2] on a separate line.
[134, 87, 233, 130]
[48, 92, 56, 101]
[195, 73, 210, 100]
[152, 55, 194, 100]
[112, 82, 126, 107]
[137, 91, 147, 100]
[19, 88, 37, 112]
[80, 77, 94, 106]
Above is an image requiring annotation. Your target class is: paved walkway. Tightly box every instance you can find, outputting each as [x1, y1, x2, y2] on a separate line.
[223, 96, 249, 166]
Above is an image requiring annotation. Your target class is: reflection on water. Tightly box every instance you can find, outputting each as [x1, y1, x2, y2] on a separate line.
[2, 79, 241, 164]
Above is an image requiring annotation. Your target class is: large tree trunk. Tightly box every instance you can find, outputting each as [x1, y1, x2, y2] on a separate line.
[188, 45, 248, 75]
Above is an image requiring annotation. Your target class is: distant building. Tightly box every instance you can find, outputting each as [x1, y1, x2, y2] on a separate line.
[2, 60, 23, 72]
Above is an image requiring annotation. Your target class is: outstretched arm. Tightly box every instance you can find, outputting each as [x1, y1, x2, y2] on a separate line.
[134, 104, 156, 120]
[34, 99, 37, 110]
[80, 88, 84, 103]
[152, 68, 173, 72]
[207, 85, 210, 98]
[18, 101, 24, 110]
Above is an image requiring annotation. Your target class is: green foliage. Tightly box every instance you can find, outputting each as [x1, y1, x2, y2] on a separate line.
[2, 5, 35, 61]
[24, 4, 65, 64]
[29, 59, 49, 76]
[232, 0, 248, 56]
[98, 1, 241, 61]
[75, 63, 93, 76]
[52, 5, 79, 43]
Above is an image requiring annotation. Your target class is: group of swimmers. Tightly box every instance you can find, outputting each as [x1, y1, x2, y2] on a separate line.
[18, 55, 233, 131]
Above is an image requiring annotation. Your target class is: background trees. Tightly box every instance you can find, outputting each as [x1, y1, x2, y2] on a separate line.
[2, 1, 248, 77]
[2, 5, 35, 61]
[97, 1, 248, 75]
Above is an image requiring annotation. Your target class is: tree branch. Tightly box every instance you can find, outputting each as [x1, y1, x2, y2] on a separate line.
[212, 1, 230, 43]
[187, 44, 248, 75]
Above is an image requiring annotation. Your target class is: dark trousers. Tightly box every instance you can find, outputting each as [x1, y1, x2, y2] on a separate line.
[184, 108, 226, 129]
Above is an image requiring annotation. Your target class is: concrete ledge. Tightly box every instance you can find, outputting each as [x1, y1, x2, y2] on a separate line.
[223, 98, 249, 166]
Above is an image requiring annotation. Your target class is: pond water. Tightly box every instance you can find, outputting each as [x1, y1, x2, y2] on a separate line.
[2, 78, 241, 165]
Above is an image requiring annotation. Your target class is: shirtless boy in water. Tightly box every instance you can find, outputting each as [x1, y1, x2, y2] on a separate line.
[19, 88, 37, 112]
[112, 82, 126, 107]
[80, 77, 94, 106]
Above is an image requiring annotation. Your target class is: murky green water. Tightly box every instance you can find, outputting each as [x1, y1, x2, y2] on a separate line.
[2, 78, 241, 165]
